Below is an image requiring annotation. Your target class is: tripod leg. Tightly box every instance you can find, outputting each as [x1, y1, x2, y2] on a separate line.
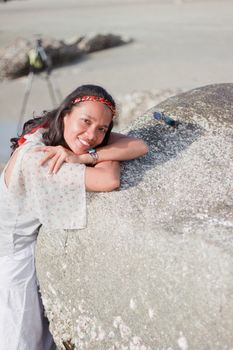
[18, 71, 34, 133]
[46, 74, 58, 107]
[50, 73, 63, 102]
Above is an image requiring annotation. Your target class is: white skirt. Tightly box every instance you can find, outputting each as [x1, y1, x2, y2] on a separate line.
[0, 243, 56, 350]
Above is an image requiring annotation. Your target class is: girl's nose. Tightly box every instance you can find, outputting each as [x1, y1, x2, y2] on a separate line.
[86, 127, 96, 142]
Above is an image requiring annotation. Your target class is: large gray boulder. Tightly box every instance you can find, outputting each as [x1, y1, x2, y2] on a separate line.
[36, 84, 233, 350]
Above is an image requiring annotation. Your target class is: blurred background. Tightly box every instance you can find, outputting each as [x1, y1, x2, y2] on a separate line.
[1, 0, 233, 165]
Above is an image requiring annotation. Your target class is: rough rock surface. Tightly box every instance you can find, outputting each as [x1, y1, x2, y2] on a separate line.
[0, 34, 131, 80]
[36, 84, 233, 350]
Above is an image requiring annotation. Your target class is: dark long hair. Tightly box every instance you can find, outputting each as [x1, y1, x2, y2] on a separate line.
[10, 84, 116, 153]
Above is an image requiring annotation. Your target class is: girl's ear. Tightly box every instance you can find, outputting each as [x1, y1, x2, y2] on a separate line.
[63, 114, 67, 127]
[63, 111, 70, 126]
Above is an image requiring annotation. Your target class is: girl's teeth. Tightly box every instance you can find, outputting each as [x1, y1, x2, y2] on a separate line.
[79, 139, 89, 146]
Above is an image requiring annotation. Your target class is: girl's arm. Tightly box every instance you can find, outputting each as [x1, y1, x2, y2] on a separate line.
[96, 132, 149, 162]
[4, 150, 120, 192]
[35, 132, 148, 174]
[85, 160, 120, 192]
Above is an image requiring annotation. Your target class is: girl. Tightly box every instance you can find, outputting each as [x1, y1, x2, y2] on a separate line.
[0, 84, 148, 349]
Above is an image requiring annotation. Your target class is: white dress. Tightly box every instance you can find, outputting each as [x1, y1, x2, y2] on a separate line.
[0, 131, 86, 350]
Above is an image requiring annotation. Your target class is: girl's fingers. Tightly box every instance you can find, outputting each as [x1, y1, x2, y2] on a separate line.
[52, 156, 66, 174]
[36, 145, 70, 173]
[48, 153, 61, 174]
[38, 151, 56, 166]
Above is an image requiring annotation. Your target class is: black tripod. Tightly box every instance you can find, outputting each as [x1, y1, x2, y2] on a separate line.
[18, 38, 62, 132]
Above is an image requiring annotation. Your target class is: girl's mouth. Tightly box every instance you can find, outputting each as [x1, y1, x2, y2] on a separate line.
[78, 138, 90, 147]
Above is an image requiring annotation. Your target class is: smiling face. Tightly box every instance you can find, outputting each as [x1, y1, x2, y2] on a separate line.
[63, 101, 113, 155]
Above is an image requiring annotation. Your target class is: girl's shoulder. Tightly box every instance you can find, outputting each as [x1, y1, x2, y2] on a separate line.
[4, 142, 43, 189]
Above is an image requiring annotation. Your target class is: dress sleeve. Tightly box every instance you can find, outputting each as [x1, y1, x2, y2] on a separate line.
[9, 144, 86, 230]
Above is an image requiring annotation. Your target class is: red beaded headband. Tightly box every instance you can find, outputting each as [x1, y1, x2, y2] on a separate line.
[72, 95, 116, 115]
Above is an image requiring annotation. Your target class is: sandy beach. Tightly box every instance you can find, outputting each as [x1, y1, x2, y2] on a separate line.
[1, 0, 233, 163]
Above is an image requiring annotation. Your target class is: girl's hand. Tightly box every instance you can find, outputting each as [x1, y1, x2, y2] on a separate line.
[34, 145, 94, 174]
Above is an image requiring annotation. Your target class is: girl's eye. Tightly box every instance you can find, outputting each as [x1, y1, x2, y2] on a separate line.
[99, 128, 107, 134]
[82, 119, 91, 125]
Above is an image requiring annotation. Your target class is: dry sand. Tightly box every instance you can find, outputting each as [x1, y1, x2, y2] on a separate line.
[1, 0, 233, 163]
